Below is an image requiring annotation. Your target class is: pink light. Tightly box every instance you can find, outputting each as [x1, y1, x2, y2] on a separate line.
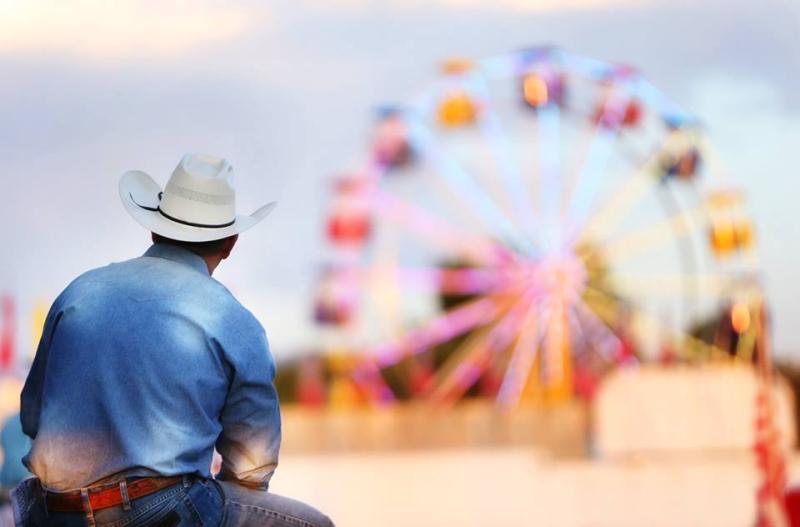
[372, 296, 500, 367]
[359, 267, 502, 295]
[352, 361, 396, 405]
[370, 190, 510, 265]
[496, 302, 549, 407]
[446, 302, 532, 399]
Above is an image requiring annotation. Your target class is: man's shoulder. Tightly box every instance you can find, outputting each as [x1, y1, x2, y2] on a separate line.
[59, 255, 265, 333]
[211, 282, 265, 336]
[52, 257, 194, 315]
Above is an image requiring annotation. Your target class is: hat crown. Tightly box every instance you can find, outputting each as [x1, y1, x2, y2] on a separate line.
[159, 154, 236, 226]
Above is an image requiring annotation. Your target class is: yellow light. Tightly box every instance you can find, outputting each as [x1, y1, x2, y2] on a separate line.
[437, 92, 478, 127]
[709, 220, 736, 256]
[523, 74, 549, 107]
[731, 303, 751, 334]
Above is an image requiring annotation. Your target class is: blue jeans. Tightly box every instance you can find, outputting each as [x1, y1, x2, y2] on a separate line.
[216, 481, 334, 527]
[17, 477, 333, 527]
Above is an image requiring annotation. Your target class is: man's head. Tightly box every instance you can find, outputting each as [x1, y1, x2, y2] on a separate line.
[120, 154, 276, 259]
[151, 232, 238, 274]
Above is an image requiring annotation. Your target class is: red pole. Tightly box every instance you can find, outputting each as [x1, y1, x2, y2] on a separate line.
[0, 295, 14, 371]
[754, 300, 788, 527]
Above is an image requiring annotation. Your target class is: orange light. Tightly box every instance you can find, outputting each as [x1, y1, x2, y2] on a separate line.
[437, 92, 478, 127]
[709, 220, 736, 256]
[523, 74, 549, 107]
[731, 303, 751, 334]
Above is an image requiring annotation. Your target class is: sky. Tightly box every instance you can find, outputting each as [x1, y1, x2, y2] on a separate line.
[1, 0, 799, 361]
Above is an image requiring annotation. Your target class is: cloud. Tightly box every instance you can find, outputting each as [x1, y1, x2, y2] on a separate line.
[0, 0, 260, 60]
[299, 0, 656, 12]
[433, 0, 655, 10]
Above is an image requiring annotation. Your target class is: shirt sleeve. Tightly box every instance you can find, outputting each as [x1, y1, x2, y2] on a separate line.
[20, 298, 64, 440]
[215, 316, 282, 491]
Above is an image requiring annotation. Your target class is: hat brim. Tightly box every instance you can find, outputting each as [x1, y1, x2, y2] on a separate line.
[119, 170, 276, 242]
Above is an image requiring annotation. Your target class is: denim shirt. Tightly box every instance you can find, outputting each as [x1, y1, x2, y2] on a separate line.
[20, 244, 281, 492]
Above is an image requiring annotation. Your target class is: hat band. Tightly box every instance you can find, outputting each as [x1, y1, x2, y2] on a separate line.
[132, 193, 236, 229]
[157, 206, 236, 229]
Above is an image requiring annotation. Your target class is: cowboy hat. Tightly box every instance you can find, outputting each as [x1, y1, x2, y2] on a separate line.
[119, 154, 276, 242]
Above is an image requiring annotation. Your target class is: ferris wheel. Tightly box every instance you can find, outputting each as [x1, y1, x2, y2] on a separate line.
[312, 47, 760, 408]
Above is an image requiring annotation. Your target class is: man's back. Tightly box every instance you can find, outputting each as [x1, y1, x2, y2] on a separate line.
[21, 244, 281, 492]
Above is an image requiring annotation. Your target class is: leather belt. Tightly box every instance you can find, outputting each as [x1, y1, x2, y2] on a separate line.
[45, 476, 184, 512]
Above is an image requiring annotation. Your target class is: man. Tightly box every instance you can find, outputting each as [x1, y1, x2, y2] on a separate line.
[14, 154, 333, 526]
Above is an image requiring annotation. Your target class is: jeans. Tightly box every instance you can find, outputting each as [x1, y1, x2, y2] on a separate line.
[16, 477, 333, 527]
[216, 481, 333, 527]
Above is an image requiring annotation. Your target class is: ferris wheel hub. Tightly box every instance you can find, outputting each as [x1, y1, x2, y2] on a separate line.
[512, 251, 587, 305]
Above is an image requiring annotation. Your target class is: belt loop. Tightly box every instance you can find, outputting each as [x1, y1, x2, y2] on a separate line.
[120, 480, 132, 511]
[182, 475, 191, 489]
[80, 488, 95, 527]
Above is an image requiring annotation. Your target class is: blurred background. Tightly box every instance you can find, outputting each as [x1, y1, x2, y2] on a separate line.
[2, 0, 800, 525]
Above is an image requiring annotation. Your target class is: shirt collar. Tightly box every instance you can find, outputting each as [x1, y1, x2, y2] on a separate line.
[143, 243, 211, 276]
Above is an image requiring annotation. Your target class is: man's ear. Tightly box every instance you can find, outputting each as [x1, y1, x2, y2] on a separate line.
[220, 234, 239, 260]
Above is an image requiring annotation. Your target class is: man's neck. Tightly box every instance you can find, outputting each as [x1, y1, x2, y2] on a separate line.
[204, 254, 223, 275]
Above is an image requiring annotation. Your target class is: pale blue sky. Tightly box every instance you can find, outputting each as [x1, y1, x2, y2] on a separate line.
[1, 0, 799, 359]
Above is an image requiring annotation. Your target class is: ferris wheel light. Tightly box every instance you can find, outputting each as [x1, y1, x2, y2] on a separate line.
[437, 91, 479, 127]
[731, 303, 751, 334]
[522, 74, 549, 107]
[709, 219, 737, 256]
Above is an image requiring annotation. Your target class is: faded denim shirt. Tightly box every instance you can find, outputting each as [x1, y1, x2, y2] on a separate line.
[20, 244, 281, 492]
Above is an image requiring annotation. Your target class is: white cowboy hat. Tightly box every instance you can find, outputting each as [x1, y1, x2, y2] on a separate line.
[119, 154, 276, 242]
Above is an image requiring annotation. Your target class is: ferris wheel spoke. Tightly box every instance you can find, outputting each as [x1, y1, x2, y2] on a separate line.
[605, 272, 741, 299]
[428, 298, 532, 405]
[369, 294, 504, 368]
[570, 154, 662, 245]
[351, 359, 397, 406]
[583, 285, 730, 360]
[541, 299, 573, 397]
[428, 302, 516, 404]
[359, 266, 503, 296]
[561, 88, 635, 241]
[468, 74, 542, 244]
[581, 288, 621, 328]
[364, 235, 404, 341]
[536, 102, 565, 250]
[572, 300, 624, 362]
[496, 303, 545, 408]
[372, 189, 507, 265]
[596, 202, 708, 263]
[571, 121, 711, 248]
[405, 113, 534, 252]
